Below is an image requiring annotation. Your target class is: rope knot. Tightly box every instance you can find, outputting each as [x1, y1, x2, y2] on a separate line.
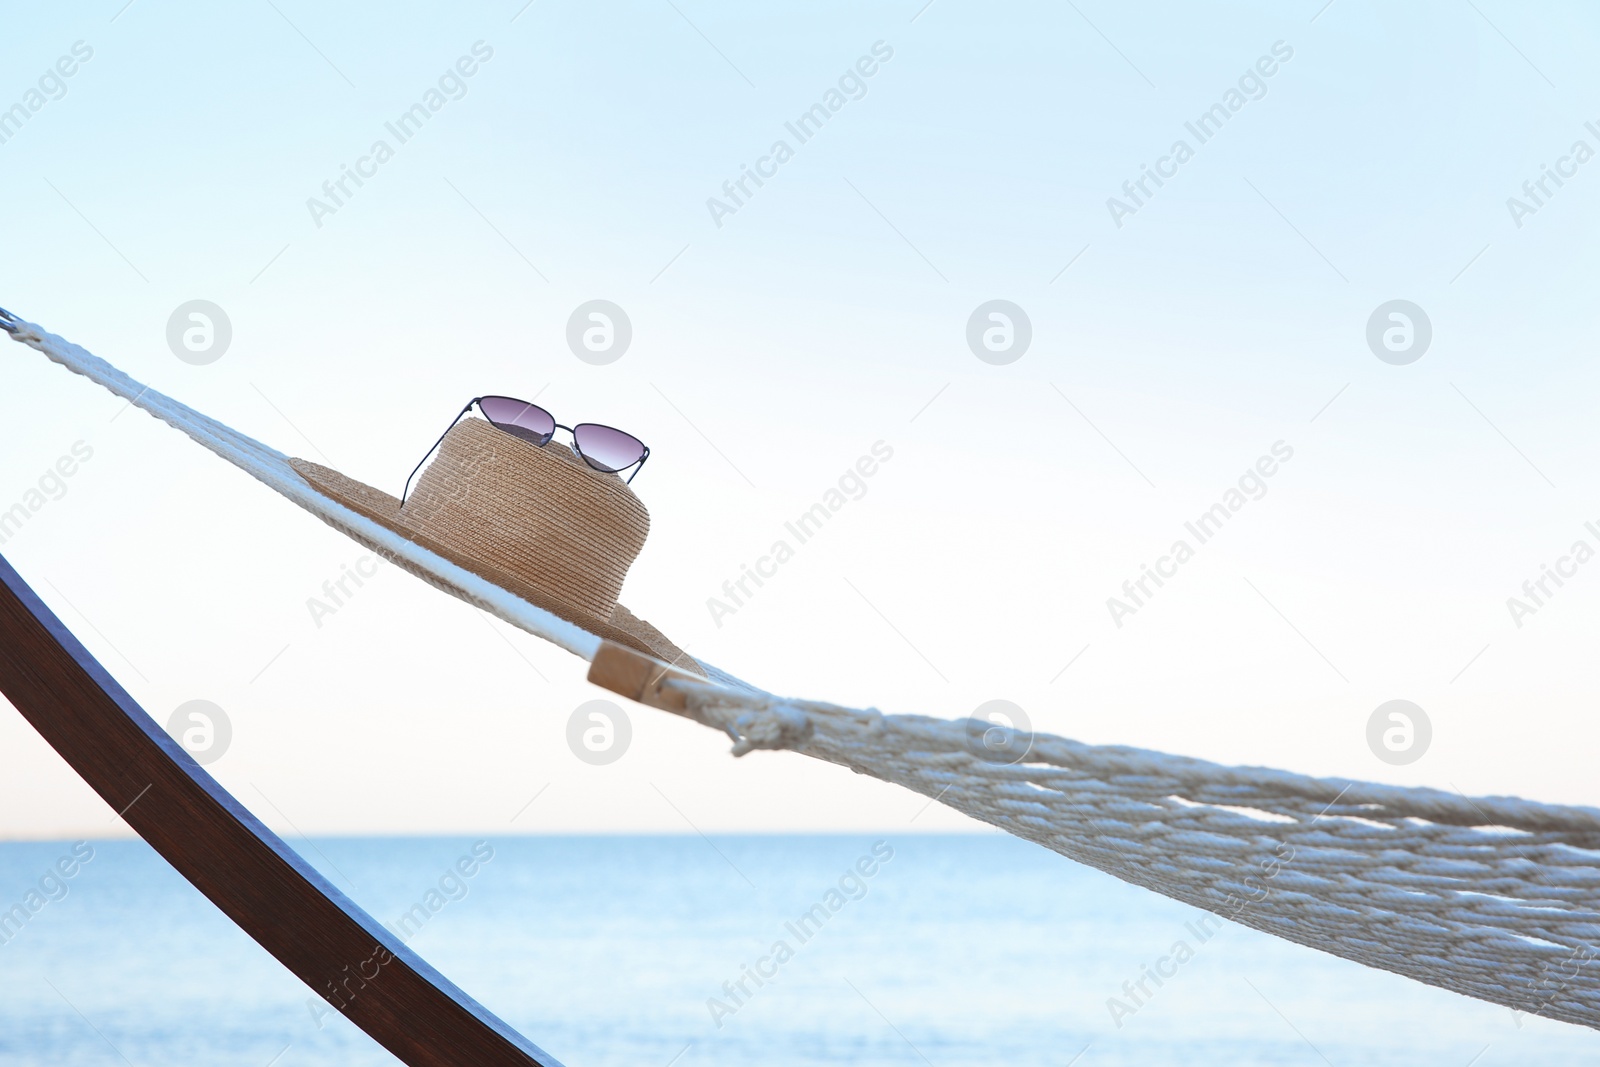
[0, 309, 41, 344]
[727, 703, 814, 757]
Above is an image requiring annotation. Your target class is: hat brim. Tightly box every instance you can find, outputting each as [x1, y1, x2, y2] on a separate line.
[288, 459, 704, 677]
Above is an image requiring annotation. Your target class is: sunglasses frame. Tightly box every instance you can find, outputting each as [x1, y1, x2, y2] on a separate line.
[402, 395, 650, 504]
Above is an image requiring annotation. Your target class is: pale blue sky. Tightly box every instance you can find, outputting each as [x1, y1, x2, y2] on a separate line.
[3, 0, 1599, 838]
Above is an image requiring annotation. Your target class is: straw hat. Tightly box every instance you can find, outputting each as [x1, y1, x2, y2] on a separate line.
[289, 416, 701, 674]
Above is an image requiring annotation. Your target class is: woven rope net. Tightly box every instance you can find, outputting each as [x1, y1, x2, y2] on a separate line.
[7, 315, 1599, 1030]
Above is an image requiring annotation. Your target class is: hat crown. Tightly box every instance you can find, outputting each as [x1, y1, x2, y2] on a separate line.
[401, 417, 649, 620]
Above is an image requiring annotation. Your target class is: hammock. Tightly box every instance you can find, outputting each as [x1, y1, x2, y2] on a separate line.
[6, 310, 1600, 1031]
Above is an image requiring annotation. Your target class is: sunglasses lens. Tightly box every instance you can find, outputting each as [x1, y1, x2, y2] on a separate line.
[573, 423, 646, 473]
[479, 396, 555, 445]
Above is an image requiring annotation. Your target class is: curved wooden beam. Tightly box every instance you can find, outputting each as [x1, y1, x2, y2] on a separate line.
[0, 553, 563, 1067]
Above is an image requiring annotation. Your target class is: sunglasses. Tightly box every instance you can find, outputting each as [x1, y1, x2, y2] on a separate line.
[403, 395, 650, 504]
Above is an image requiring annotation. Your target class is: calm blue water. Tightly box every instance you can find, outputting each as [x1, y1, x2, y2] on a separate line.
[1, 833, 1595, 1065]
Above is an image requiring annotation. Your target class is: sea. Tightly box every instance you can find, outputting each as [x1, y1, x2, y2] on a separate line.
[1, 833, 1595, 1066]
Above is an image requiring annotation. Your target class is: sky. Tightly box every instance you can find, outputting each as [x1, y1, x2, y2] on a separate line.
[2, 0, 1600, 840]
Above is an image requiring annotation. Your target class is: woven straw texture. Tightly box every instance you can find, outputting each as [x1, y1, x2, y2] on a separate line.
[406, 418, 648, 622]
[288, 447, 697, 673]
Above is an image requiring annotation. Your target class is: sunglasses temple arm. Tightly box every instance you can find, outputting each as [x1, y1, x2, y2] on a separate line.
[401, 401, 475, 505]
[625, 448, 650, 485]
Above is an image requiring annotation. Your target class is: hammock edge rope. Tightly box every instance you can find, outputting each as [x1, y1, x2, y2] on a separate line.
[7, 315, 1600, 1031]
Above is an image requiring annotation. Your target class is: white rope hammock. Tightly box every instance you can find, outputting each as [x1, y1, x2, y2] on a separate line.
[7, 313, 1600, 1031]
